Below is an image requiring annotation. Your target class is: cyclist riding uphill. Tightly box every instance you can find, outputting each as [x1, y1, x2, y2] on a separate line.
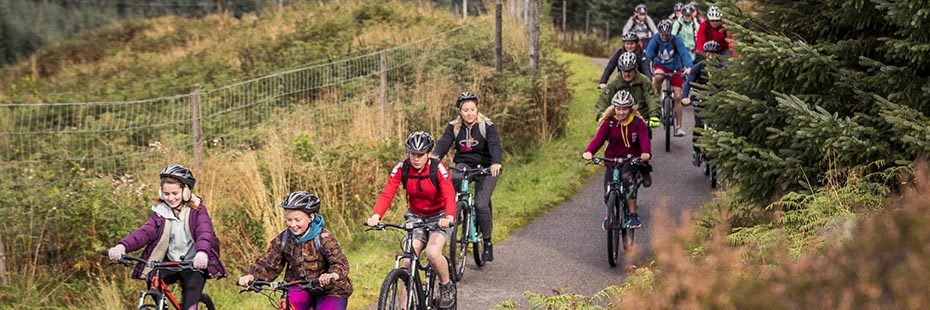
[595, 52, 660, 134]
[668, 3, 684, 20]
[672, 5, 699, 60]
[695, 6, 736, 59]
[646, 18, 693, 138]
[622, 4, 658, 45]
[367, 132, 457, 309]
[682, 40, 727, 167]
[583, 91, 653, 229]
[237, 191, 353, 310]
[599, 32, 653, 89]
[107, 165, 227, 310]
[432, 91, 503, 262]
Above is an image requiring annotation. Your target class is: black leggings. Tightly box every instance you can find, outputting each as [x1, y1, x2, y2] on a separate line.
[160, 269, 206, 310]
[452, 163, 498, 239]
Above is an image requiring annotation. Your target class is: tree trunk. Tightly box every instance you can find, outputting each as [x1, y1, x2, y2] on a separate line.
[528, 0, 539, 73]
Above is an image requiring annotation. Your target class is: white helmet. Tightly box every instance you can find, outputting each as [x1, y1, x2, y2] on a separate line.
[618, 52, 638, 71]
[707, 6, 723, 21]
[611, 90, 635, 108]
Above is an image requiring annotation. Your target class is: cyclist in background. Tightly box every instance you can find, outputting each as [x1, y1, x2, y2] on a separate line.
[599, 32, 652, 89]
[623, 4, 658, 46]
[595, 52, 660, 137]
[672, 5, 699, 60]
[668, 3, 684, 20]
[432, 92, 503, 262]
[682, 40, 727, 167]
[367, 132, 457, 309]
[696, 6, 736, 60]
[583, 91, 653, 229]
[645, 19, 693, 137]
[689, 2, 706, 25]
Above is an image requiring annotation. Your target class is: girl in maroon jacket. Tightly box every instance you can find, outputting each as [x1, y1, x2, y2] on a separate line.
[107, 165, 226, 310]
[582, 91, 652, 229]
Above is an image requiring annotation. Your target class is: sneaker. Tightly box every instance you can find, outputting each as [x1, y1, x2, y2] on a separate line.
[692, 153, 702, 167]
[627, 213, 642, 229]
[602, 217, 609, 231]
[642, 173, 652, 188]
[438, 282, 456, 309]
[674, 126, 686, 137]
[482, 241, 494, 262]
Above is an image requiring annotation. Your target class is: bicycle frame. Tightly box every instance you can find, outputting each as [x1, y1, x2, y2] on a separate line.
[456, 169, 483, 244]
[605, 166, 631, 230]
[138, 268, 182, 310]
[382, 222, 440, 309]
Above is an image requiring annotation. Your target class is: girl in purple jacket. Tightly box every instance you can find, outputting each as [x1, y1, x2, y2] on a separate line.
[582, 91, 653, 229]
[107, 164, 226, 310]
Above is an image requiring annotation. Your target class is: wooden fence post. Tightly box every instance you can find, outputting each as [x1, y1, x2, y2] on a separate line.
[191, 85, 203, 167]
[495, 0, 503, 73]
[380, 51, 388, 135]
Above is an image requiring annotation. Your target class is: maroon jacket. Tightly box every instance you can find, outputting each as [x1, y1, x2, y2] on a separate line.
[118, 200, 227, 279]
[585, 114, 652, 160]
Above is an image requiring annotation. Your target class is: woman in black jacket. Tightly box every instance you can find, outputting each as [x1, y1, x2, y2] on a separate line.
[599, 32, 653, 89]
[432, 91, 503, 262]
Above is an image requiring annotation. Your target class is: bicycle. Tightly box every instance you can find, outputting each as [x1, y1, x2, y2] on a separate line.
[697, 122, 718, 189]
[588, 156, 644, 267]
[448, 166, 492, 282]
[98, 250, 215, 310]
[658, 72, 677, 152]
[239, 279, 324, 309]
[368, 221, 457, 310]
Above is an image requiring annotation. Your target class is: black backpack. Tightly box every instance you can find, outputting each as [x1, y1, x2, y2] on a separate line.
[401, 158, 441, 191]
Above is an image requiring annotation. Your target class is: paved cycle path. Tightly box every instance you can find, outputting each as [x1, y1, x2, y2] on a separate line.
[454, 58, 715, 309]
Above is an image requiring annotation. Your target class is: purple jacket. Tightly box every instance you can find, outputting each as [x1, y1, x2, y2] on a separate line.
[586, 115, 652, 160]
[118, 200, 227, 279]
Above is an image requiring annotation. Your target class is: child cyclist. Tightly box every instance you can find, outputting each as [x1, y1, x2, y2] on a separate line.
[107, 164, 227, 310]
[237, 191, 353, 310]
[582, 91, 653, 229]
[366, 131, 458, 309]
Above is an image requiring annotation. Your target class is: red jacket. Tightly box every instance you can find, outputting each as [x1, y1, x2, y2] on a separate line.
[373, 160, 456, 219]
[695, 20, 736, 55]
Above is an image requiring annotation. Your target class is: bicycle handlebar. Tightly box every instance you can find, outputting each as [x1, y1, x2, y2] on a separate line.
[98, 250, 194, 270]
[364, 221, 441, 232]
[449, 166, 494, 177]
[240, 279, 323, 295]
[588, 156, 645, 166]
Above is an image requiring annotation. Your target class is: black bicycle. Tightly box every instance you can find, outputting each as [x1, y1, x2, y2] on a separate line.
[659, 74, 675, 152]
[589, 156, 644, 267]
[98, 251, 215, 310]
[448, 166, 492, 282]
[368, 221, 456, 310]
[239, 279, 323, 310]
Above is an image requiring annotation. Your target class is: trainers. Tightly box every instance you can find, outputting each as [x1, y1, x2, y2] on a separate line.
[627, 213, 642, 229]
[674, 126, 686, 137]
[642, 173, 652, 188]
[482, 241, 494, 262]
[438, 282, 456, 309]
[692, 153, 702, 167]
[601, 217, 609, 231]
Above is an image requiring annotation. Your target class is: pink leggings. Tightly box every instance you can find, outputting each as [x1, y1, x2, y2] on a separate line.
[286, 287, 348, 310]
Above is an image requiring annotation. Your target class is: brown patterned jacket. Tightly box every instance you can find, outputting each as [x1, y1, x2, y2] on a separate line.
[247, 228, 352, 298]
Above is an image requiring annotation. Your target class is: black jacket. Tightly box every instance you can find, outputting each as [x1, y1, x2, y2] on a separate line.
[433, 120, 503, 167]
[599, 46, 652, 84]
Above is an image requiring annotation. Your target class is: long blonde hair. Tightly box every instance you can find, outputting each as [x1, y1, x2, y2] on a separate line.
[451, 112, 490, 133]
[597, 105, 640, 126]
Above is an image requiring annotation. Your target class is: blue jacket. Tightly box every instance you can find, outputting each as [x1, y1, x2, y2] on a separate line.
[645, 35, 693, 72]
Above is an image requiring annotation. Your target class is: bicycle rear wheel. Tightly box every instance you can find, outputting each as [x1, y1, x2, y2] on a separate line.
[710, 165, 718, 189]
[663, 96, 673, 152]
[622, 227, 635, 251]
[472, 234, 485, 267]
[606, 191, 621, 267]
[450, 202, 469, 282]
[377, 268, 416, 310]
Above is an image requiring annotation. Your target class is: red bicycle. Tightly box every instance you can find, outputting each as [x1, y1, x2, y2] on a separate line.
[240, 279, 324, 309]
[99, 251, 215, 310]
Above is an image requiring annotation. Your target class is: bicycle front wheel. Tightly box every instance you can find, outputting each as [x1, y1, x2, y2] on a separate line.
[663, 96, 673, 152]
[377, 268, 416, 310]
[606, 191, 621, 267]
[450, 202, 469, 282]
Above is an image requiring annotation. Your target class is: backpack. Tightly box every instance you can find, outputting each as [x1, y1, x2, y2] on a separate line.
[279, 232, 329, 270]
[401, 157, 441, 190]
[451, 120, 489, 138]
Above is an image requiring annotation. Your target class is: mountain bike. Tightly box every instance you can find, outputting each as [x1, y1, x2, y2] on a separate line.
[589, 156, 644, 267]
[98, 251, 215, 310]
[239, 279, 324, 309]
[697, 123, 718, 188]
[658, 72, 676, 152]
[448, 166, 492, 282]
[368, 221, 457, 310]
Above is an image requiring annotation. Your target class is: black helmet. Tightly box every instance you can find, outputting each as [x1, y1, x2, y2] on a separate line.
[455, 91, 479, 108]
[622, 32, 639, 42]
[405, 131, 434, 153]
[160, 164, 196, 190]
[682, 5, 695, 16]
[703, 40, 722, 53]
[657, 19, 673, 35]
[618, 52, 638, 71]
[674, 3, 684, 11]
[635, 4, 647, 14]
[279, 191, 321, 214]
[690, 2, 700, 11]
